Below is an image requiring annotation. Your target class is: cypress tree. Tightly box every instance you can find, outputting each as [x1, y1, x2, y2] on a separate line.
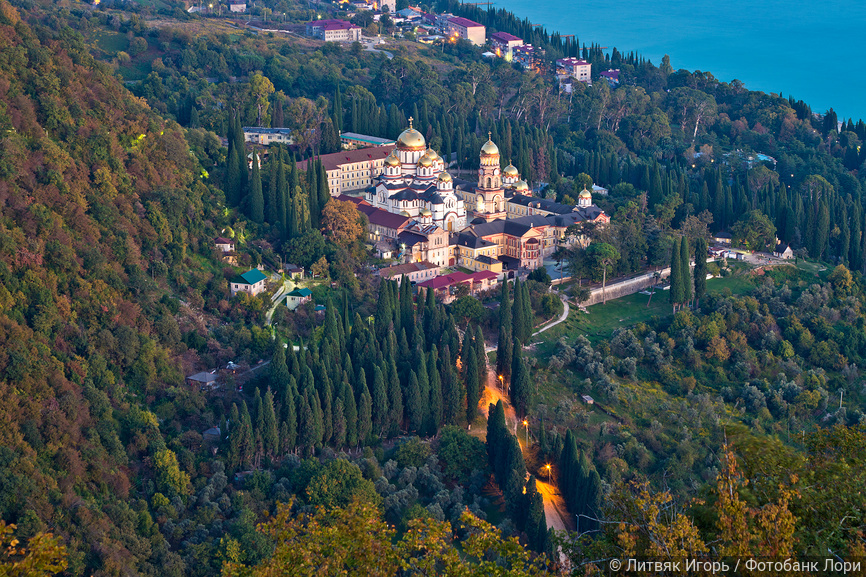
[680, 236, 692, 305]
[299, 393, 315, 457]
[282, 386, 297, 455]
[463, 346, 480, 424]
[440, 345, 461, 425]
[497, 281, 513, 382]
[851, 203, 862, 271]
[693, 237, 708, 307]
[332, 397, 347, 448]
[333, 86, 343, 132]
[522, 281, 533, 338]
[267, 147, 280, 225]
[227, 403, 241, 470]
[317, 160, 330, 212]
[406, 370, 423, 433]
[342, 382, 358, 447]
[473, 325, 487, 391]
[427, 345, 443, 431]
[238, 401, 255, 469]
[262, 390, 279, 459]
[669, 236, 683, 312]
[512, 278, 526, 345]
[358, 381, 372, 445]
[371, 365, 388, 437]
[226, 146, 242, 207]
[510, 340, 530, 418]
[277, 150, 288, 236]
[248, 151, 264, 222]
[307, 159, 319, 229]
[387, 359, 403, 435]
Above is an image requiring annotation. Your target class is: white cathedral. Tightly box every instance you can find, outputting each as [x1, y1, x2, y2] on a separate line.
[366, 119, 467, 232]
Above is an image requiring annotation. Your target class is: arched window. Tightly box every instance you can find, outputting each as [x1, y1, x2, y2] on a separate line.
[486, 177, 491, 188]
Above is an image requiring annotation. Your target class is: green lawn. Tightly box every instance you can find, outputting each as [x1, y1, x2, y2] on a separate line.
[93, 31, 128, 54]
[537, 274, 755, 347]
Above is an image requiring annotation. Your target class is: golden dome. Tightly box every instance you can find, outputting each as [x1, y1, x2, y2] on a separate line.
[480, 139, 500, 157]
[514, 180, 529, 192]
[504, 163, 519, 177]
[400, 210, 410, 217]
[438, 171, 453, 182]
[420, 208, 432, 216]
[397, 118, 426, 151]
[384, 152, 400, 166]
[418, 155, 433, 167]
[579, 187, 592, 198]
[423, 147, 438, 159]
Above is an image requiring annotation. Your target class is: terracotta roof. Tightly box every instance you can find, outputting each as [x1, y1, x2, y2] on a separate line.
[470, 270, 498, 281]
[417, 271, 474, 290]
[214, 237, 234, 244]
[308, 19, 360, 31]
[298, 145, 396, 172]
[365, 207, 412, 229]
[491, 31, 521, 42]
[448, 16, 483, 28]
[379, 261, 439, 279]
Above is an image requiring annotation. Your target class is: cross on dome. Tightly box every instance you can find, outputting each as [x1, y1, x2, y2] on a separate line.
[408, 117, 414, 129]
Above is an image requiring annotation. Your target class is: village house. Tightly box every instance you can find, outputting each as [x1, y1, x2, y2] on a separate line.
[187, 371, 218, 389]
[284, 264, 304, 279]
[214, 237, 235, 252]
[285, 287, 312, 310]
[243, 127, 293, 145]
[774, 242, 794, 259]
[230, 268, 268, 297]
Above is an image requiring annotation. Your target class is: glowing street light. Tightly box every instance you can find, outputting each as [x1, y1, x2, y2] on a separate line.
[498, 374, 504, 391]
[544, 463, 551, 479]
[522, 419, 529, 446]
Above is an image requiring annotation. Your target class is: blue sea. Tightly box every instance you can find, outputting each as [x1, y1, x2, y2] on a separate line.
[498, 0, 866, 122]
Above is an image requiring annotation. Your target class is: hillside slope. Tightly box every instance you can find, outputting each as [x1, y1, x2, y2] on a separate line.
[0, 2, 222, 574]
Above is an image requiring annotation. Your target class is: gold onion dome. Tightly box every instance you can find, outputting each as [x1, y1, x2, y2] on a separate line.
[423, 147, 438, 160]
[438, 171, 453, 182]
[514, 180, 529, 192]
[504, 163, 519, 176]
[480, 139, 500, 157]
[420, 208, 432, 216]
[384, 152, 400, 166]
[579, 187, 592, 198]
[400, 210, 411, 217]
[418, 155, 433, 167]
[396, 117, 426, 151]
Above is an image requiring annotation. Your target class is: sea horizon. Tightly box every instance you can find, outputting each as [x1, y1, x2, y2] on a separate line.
[498, 0, 865, 123]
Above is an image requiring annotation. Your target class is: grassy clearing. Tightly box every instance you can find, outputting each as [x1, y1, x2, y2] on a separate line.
[535, 274, 755, 348]
[94, 31, 128, 54]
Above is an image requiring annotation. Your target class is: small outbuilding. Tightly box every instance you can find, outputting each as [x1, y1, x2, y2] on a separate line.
[774, 242, 794, 260]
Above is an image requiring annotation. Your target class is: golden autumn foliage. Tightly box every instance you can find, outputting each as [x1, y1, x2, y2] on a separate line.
[221, 499, 550, 577]
[0, 521, 67, 577]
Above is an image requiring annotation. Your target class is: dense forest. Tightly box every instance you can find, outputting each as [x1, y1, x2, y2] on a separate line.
[2, 0, 866, 574]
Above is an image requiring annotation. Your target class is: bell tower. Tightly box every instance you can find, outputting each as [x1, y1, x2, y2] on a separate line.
[474, 134, 506, 221]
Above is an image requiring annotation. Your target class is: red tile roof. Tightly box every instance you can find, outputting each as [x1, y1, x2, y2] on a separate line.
[491, 31, 521, 43]
[417, 271, 474, 290]
[448, 16, 483, 28]
[469, 270, 498, 281]
[297, 145, 396, 172]
[214, 237, 234, 244]
[309, 19, 360, 31]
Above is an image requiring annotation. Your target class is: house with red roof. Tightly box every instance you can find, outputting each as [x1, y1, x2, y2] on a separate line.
[557, 57, 592, 84]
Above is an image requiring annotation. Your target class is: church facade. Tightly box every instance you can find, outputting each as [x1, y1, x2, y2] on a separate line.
[365, 119, 466, 232]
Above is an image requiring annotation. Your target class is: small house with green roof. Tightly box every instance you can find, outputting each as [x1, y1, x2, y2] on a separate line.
[285, 287, 312, 310]
[231, 268, 269, 297]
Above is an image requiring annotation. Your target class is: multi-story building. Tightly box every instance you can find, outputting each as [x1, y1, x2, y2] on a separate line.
[298, 145, 395, 196]
[242, 127, 294, 146]
[378, 261, 441, 283]
[556, 57, 592, 83]
[306, 19, 362, 42]
[446, 16, 485, 46]
[490, 31, 523, 57]
[366, 120, 466, 232]
[340, 132, 396, 149]
[512, 44, 542, 69]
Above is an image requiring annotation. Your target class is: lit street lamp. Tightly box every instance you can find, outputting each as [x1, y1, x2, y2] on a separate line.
[522, 419, 529, 446]
[498, 374, 504, 391]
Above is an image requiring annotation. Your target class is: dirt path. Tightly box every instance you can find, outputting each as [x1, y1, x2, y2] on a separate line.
[532, 294, 570, 336]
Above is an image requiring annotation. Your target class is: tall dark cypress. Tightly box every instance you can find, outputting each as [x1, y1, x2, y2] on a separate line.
[267, 147, 280, 225]
[497, 281, 513, 382]
[249, 151, 263, 223]
[680, 236, 692, 305]
[463, 346, 480, 424]
[693, 237, 708, 308]
[510, 340, 530, 418]
[669, 236, 683, 312]
[225, 146, 242, 207]
[371, 365, 388, 437]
